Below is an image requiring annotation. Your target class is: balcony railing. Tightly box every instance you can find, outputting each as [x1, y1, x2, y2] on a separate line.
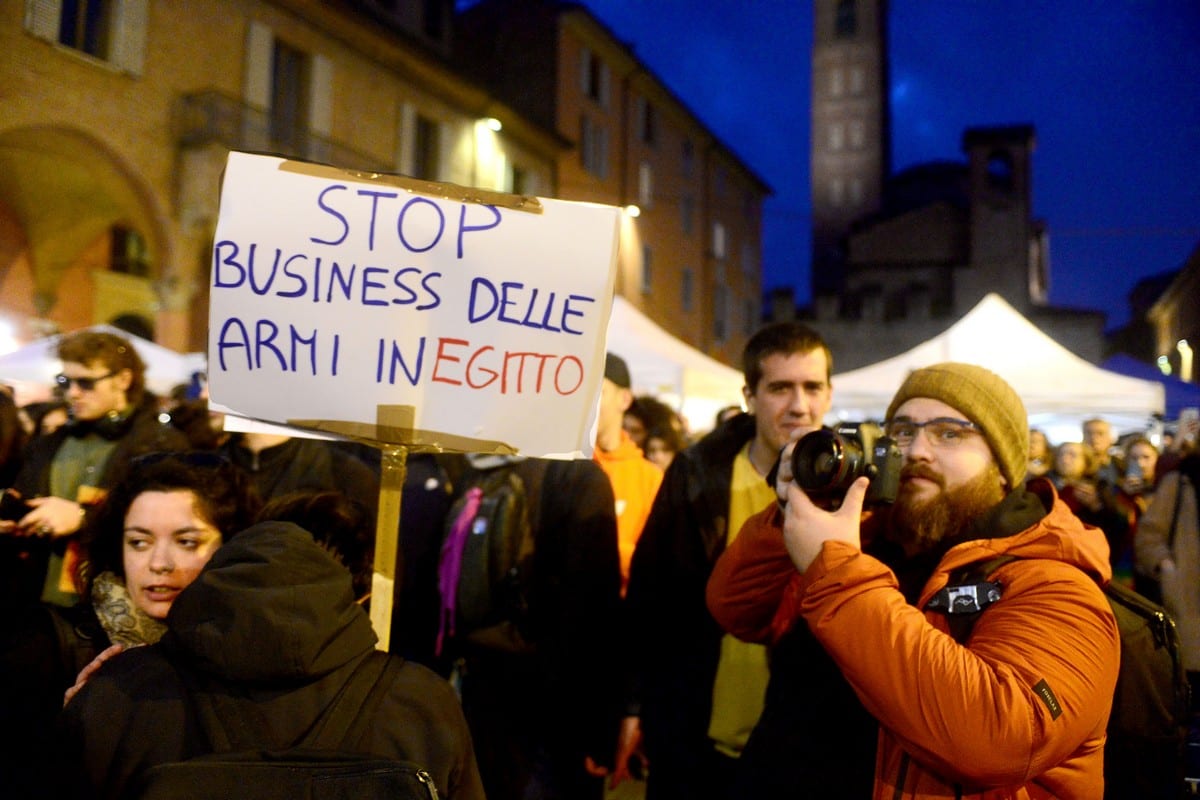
[175, 90, 390, 173]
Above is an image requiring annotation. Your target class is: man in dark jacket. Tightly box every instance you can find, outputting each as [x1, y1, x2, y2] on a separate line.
[620, 322, 834, 799]
[2, 330, 187, 607]
[57, 521, 485, 800]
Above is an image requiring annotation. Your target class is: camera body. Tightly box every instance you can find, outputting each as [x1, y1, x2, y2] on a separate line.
[791, 422, 903, 505]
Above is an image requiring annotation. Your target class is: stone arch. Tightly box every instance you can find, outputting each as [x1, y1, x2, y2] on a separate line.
[0, 126, 169, 319]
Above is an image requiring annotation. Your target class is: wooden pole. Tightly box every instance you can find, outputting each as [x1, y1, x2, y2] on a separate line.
[369, 443, 407, 650]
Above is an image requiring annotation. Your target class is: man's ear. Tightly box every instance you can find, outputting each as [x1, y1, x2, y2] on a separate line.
[742, 383, 754, 414]
[113, 368, 134, 394]
[619, 387, 633, 413]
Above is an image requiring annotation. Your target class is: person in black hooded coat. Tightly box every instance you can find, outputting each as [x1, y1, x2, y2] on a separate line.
[56, 521, 484, 800]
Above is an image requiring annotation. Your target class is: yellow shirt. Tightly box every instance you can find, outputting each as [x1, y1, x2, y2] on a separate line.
[707, 442, 776, 757]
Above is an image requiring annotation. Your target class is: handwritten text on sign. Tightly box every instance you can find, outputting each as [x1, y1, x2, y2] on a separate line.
[207, 152, 620, 457]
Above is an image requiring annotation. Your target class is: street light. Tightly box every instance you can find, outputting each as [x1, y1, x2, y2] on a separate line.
[1178, 339, 1194, 383]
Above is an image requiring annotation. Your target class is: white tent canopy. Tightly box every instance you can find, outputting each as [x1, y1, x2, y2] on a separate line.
[829, 294, 1165, 441]
[0, 324, 206, 401]
[605, 296, 745, 433]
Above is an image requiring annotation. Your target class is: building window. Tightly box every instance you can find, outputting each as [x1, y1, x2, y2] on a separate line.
[830, 178, 845, 207]
[850, 66, 865, 94]
[640, 245, 652, 295]
[828, 123, 844, 151]
[742, 192, 755, 220]
[741, 241, 757, 279]
[58, 0, 112, 57]
[270, 38, 310, 154]
[580, 46, 610, 108]
[681, 195, 695, 236]
[26, 0, 147, 75]
[714, 275, 730, 343]
[509, 164, 529, 195]
[414, 114, 441, 180]
[829, 69, 844, 98]
[638, 161, 654, 208]
[712, 221, 727, 260]
[681, 267, 694, 312]
[580, 115, 609, 178]
[743, 297, 757, 336]
[637, 97, 656, 146]
[849, 120, 865, 149]
[849, 177, 864, 206]
[987, 150, 1015, 190]
[681, 137, 694, 178]
[110, 226, 149, 277]
[422, 0, 444, 40]
[836, 0, 857, 38]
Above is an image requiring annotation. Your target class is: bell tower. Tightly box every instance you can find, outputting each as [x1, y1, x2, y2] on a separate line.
[810, 0, 889, 299]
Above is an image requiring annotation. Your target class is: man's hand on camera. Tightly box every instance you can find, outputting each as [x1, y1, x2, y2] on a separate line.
[775, 426, 821, 504]
[782, 476, 868, 573]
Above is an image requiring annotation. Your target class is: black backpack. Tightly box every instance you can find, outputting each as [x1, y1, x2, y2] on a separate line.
[931, 556, 1191, 800]
[136, 651, 440, 799]
[435, 458, 547, 656]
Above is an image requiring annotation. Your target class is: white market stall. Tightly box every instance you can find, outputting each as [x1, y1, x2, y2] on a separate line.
[828, 294, 1165, 443]
[0, 323, 206, 403]
[604, 295, 746, 434]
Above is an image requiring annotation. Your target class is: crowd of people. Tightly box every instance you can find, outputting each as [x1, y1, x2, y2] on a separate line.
[1, 324, 1198, 799]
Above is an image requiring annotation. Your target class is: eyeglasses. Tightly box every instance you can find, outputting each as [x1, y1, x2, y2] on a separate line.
[885, 417, 979, 449]
[55, 372, 117, 392]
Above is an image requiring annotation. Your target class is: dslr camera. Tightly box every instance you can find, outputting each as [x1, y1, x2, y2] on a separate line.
[791, 422, 903, 505]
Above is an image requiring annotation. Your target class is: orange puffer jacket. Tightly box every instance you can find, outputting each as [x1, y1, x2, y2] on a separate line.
[708, 480, 1119, 799]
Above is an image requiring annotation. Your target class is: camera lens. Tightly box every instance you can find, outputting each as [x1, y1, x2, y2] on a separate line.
[792, 430, 864, 496]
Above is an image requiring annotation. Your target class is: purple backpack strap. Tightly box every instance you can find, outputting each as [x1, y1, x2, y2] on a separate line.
[436, 486, 483, 656]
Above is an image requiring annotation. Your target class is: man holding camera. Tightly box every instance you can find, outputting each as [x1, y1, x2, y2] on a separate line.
[619, 322, 833, 799]
[708, 362, 1120, 797]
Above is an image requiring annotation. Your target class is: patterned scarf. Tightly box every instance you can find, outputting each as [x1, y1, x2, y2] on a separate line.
[91, 571, 168, 648]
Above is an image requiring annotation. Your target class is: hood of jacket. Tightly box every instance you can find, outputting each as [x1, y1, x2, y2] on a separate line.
[163, 521, 377, 682]
[918, 477, 1113, 606]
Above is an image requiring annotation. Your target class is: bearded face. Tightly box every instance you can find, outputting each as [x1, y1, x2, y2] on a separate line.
[888, 461, 1006, 554]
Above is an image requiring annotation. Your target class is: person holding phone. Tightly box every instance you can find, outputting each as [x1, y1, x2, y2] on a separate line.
[1095, 436, 1160, 590]
[1, 331, 188, 608]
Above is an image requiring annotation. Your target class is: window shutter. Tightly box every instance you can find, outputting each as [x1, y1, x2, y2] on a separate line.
[244, 20, 273, 110]
[436, 120, 453, 182]
[24, 0, 61, 42]
[397, 102, 416, 174]
[109, 0, 148, 76]
[309, 53, 333, 138]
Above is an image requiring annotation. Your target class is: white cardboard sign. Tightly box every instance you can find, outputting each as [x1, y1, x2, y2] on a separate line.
[207, 152, 619, 457]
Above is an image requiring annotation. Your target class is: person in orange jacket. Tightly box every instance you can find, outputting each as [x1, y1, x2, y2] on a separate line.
[708, 362, 1119, 799]
[592, 353, 663, 596]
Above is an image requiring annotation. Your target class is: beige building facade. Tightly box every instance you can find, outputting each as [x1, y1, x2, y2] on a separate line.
[2, 0, 769, 383]
[0, 0, 560, 355]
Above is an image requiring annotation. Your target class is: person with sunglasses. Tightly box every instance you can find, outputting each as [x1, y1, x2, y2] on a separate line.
[708, 362, 1119, 799]
[1, 330, 188, 609]
[0, 450, 260, 798]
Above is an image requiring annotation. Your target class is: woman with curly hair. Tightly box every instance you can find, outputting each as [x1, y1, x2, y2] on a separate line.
[0, 451, 260, 796]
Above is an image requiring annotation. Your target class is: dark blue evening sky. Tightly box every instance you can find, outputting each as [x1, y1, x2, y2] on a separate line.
[578, 1, 1200, 331]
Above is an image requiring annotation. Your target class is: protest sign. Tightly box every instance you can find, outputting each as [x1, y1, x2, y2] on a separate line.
[207, 152, 620, 458]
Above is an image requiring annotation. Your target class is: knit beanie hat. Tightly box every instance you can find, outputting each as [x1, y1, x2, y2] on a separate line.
[885, 362, 1028, 488]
